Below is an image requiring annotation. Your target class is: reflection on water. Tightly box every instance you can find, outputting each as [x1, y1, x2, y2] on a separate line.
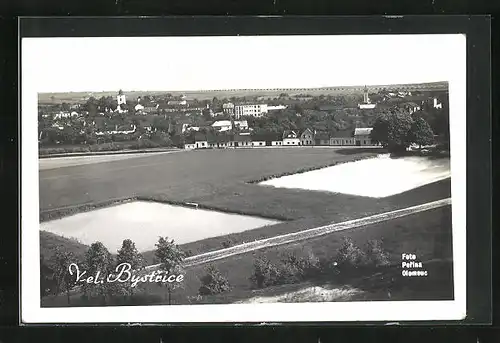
[260, 155, 451, 198]
[40, 202, 280, 252]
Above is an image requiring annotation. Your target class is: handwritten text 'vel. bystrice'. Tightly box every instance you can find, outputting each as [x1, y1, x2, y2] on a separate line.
[68, 263, 184, 288]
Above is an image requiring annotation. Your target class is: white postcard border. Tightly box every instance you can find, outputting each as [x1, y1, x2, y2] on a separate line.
[21, 34, 467, 323]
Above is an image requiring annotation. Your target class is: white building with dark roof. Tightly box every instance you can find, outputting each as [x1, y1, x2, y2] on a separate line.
[234, 104, 268, 118]
[354, 127, 375, 146]
[222, 102, 235, 115]
[282, 130, 300, 146]
[233, 120, 249, 130]
[212, 120, 232, 132]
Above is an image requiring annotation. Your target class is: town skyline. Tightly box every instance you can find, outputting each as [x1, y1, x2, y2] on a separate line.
[38, 81, 449, 106]
[38, 80, 449, 96]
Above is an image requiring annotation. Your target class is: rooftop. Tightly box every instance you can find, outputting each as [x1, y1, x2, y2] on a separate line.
[331, 130, 354, 138]
[212, 120, 232, 127]
[354, 128, 373, 136]
[233, 134, 252, 142]
[251, 132, 282, 142]
[283, 130, 299, 139]
[315, 132, 330, 140]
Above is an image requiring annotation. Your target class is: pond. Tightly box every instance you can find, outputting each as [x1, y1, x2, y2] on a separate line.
[40, 201, 281, 252]
[259, 155, 451, 198]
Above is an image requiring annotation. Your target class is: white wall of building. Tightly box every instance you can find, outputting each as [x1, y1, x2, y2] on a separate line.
[300, 130, 314, 145]
[433, 98, 443, 109]
[267, 105, 287, 111]
[117, 94, 126, 105]
[358, 103, 376, 109]
[330, 138, 355, 146]
[355, 135, 373, 145]
[234, 104, 268, 118]
[283, 138, 300, 146]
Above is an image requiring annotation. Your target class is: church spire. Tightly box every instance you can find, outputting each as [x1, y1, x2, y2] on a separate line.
[363, 85, 369, 103]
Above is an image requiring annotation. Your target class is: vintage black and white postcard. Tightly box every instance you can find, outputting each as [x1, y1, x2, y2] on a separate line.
[21, 29, 467, 323]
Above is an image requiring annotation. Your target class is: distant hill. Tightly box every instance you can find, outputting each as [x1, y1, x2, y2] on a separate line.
[38, 81, 449, 104]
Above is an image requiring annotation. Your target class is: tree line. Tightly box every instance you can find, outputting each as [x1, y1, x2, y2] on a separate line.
[40, 232, 394, 306]
[370, 105, 448, 153]
[40, 236, 231, 306]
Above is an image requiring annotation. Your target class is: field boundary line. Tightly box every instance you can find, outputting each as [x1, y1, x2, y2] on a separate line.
[39, 148, 182, 159]
[145, 198, 451, 269]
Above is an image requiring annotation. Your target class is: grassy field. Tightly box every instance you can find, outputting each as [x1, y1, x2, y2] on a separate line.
[39, 147, 451, 259]
[39, 147, 384, 212]
[41, 205, 453, 306]
[39, 146, 453, 306]
[38, 82, 448, 104]
[40, 174, 450, 263]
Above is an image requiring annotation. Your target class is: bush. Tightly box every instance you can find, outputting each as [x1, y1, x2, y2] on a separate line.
[276, 253, 304, 284]
[89, 142, 121, 152]
[248, 238, 391, 291]
[198, 265, 231, 296]
[249, 256, 282, 289]
[299, 251, 324, 279]
[40, 255, 56, 296]
[221, 239, 233, 249]
[335, 237, 368, 271]
[277, 251, 326, 284]
[250, 252, 327, 289]
[364, 239, 390, 267]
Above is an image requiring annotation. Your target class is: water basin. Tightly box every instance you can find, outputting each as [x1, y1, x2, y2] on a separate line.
[40, 201, 281, 252]
[259, 155, 451, 198]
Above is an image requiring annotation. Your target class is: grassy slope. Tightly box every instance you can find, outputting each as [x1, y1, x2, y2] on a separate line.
[40, 231, 89, 261]
[235, 258, 453, 303]
[41, 205, 453, 307]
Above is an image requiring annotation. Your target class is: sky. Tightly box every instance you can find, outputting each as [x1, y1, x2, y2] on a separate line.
[22, 34, 465, 93]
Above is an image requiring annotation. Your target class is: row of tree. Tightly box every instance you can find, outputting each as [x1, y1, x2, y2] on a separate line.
[41, 237, 231, 305]
[41, 235, 393, 306]
[249, 237, 390, 290]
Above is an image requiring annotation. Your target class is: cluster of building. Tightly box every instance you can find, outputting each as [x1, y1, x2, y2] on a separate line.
[179, 119, 249, 134]
[184, 128, 376, 149]
[222, 103, 287, 118]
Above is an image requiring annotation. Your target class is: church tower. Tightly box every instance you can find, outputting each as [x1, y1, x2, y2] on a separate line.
[117, 89, 127, 113]
[363, 85, 369, 104]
